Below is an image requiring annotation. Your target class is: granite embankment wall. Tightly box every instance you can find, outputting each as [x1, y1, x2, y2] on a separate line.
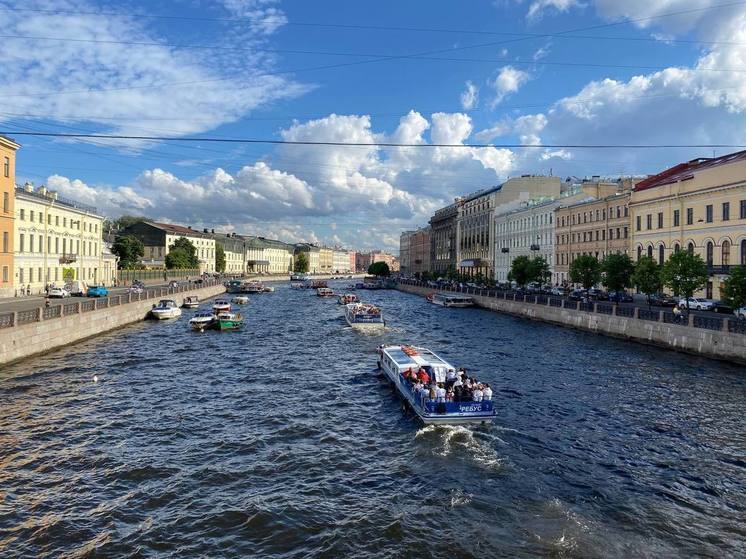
[398, 283, 746, 365]
[0, 282, 226, 366]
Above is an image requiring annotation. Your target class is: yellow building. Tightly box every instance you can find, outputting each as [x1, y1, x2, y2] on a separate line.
[630, 151, 746, 299]
[319, 247, 333, 273]
[0, 135, 20, 297]
[14, 182, 106, 294]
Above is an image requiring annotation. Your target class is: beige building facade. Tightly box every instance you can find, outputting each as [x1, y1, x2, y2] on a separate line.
[630, 151, 746, 299]
[0, 136, 20, 296]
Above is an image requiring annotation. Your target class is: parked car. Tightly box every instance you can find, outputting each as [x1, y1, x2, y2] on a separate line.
[587, 288, 609, 301]
[128, 286, 144, 294]
[568, 290, 585, 301]
[609, 291, 633, 303]
[168, 280, 179, 288]
[734, 306, 746, 320]
[65, 280, 88, 296]
[87, 285, 109, 298]
[648, 293, 677, 307]
[678, 297, 714, 311]
[550, 287, 566, 296]
[711, 300, 733, 314]
[48, 286, 71, 298]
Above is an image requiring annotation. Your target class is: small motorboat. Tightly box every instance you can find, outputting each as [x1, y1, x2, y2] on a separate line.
[215, 311, 243, 331]
[317, 287, 335, 297]
[182, 295, 200, 308]
[213, 299, 231, 313]
[189, 311, 216, 332]
[262, 286, 275, 293]
[232, 295, 249, 305]
[150, 299, 182, 320]
[338, 293, 359, 305]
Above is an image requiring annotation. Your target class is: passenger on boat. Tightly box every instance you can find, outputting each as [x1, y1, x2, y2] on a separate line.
[473, 385, 483, 402]
[417, 368, 430, 384]
[445, 368, 457, 389]
[483, 384, 493, 400]
[446, 388, 454, 402]
[436, 383, 446, 403]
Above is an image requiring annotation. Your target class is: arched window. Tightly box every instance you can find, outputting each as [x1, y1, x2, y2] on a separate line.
[647, 245, 653, 259]
[688, 242, 694, 255]
[637, 246, 642, 261]
[742, 240, 746, 265]
[673, 243, 680, 254]
[706, 241, 714, 266]
[723, 241, 731, 266]
[659, 245, 665, 266]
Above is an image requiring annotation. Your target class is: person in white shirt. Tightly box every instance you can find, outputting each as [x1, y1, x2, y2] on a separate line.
[472, 387, 483, 402]
[446, 369, 456, 382]
[452, 376, 463, 388]
[483, 384, 493, 401]
[436, 383, 446, 402]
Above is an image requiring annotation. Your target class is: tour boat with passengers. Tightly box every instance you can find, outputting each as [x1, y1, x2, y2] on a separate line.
[243, 281, 265, 294]
[345, 303, 384, 330]
[150, 299, 182, 320]
[215, 311, 243, 331]
[428, 293, 474, 308]
[189, 311, 217, 332]
[290, 273, 310, 282]
[317, 287, 335, 297]
[376, 345, 496, 425]
[338, 293, 359, 305]
[232, 295, 249, 305]
[182, 295, 200, 309]
[212, 299, 231, 313]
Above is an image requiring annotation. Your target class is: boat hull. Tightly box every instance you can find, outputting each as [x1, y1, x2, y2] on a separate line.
[189, 320, 214, 331]
[151, 309, 182, 320]
[216, 320, 242, 331]
[345, 315, 384, 330]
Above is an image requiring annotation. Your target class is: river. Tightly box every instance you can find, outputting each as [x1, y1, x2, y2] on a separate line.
[1, 282, 744, 558]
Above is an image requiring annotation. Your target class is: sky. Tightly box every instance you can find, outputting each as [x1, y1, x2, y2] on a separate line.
[3, 0, 746, 251]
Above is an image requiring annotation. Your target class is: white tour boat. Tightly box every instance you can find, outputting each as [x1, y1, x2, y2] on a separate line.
[232, 295, 250, 305]
[212, 299, 231, 313]
[189, 311, 217, 332]
[345, 303, 384, 330]
[182, 295, 200, 309]
[338, 293, 359, 305]
[317, 287, 335, 297]
[243, 281, 264, 294]
[429, 293, 474, 308]
[150, 299, 183, 320]
[376, 345, 496, 425]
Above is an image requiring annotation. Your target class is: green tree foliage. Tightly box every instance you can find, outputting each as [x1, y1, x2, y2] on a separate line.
[632, 256, 662, 306]
[165, 237, 198, 269]
[112, 235, 145, 269]
[368, 261, 391, 276]
[721, 265, 746, 309]
[660, 251, 709, 309]
[109, 215, 146, 232]
[528, 256, 551, 285]
[601, 253, 635, 294]
[215, 244, 226, 273]
[508, 255, 532, 286]
[294, 251, 309, 273]
[569, 255, 601, 290]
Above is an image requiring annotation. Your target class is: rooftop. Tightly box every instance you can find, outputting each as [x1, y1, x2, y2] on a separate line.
[15, 183, 99, 215]
[634, 149, 746, 191]
[147, 221, 213, 238]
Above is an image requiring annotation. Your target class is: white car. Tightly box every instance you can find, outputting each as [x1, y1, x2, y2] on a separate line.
[734, 306, 746, 319]
[678, 297, 714, 311]
[48, 287, 71, 298]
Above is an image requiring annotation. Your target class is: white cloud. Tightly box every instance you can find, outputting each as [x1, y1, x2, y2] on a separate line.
[460, 81, 479, 110]
[526, 0, 583, 20]
[220, 0, 288, 34]
[490, 66, 531, 107]
[533, 42, 552, 60]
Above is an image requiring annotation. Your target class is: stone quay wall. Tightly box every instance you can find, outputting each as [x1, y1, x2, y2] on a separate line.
[397, 282, 746, 365]
[0, 282, 226, 366]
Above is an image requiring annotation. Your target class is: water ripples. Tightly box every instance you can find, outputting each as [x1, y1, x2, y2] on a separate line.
[1, 283, 745, 558]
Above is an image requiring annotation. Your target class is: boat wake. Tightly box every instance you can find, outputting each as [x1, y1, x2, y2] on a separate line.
[415, 424, 505, 473]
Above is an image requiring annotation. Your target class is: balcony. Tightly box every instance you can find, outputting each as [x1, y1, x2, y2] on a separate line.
[530, 244, 540, 251]
[501, 247, 509, 253]
[59, 253, 77, 264]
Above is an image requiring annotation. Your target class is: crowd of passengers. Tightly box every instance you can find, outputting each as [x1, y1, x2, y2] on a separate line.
[401, 366, 492, 405]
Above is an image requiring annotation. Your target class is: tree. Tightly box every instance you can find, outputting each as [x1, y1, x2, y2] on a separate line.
[721, 265, 746, 310]
[106, 215, 147, 233]
[569, 255, 601, 290]
[508, 255, 531, 287]
[215, 244, 226, 273]
[660, 251, 709, 311]
[294, 251, 309, 273]
[165, 237, 198, 269]
[528, 256, 551, 285]
[112, 235, 144, 269]
[601, 253, 635, 296]
[632, 256, 662, 307]
[368, 261, 391, 276]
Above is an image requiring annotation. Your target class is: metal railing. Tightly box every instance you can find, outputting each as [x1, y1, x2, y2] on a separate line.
[693, 314, 724, 331]
[0, 313, 14, 328]
[42, 305, 61, 320]
[596, 303, 613, 315]
[17, 309, 40, 324]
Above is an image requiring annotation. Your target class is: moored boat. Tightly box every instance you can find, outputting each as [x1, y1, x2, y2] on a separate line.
[262, 286, 275, 293]
[226, 279, 244, 293]
[345, 303, 384, 330]
[376, 345, 496, 425]
[150, 299, 182, 320]
[213, 299, 231, 313]
[232, 295, 249, 305]
[243, 281, 264, 294]
[317, 287, 335, 297]
[430, 293, 474, 308]
[290, 273, 309, 282]
[182, 295, 200, 308]
[338, 293, 359, 305]
[310, 280, 328, 289]
[215, 311, 243, 331]
[189, 311, 216, 332]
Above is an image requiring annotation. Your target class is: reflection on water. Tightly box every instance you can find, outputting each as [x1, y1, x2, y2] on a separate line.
[1, 283, 745, 558]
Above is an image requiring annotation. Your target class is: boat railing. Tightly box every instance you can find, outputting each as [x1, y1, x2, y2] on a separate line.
[399, 373, 493, 414]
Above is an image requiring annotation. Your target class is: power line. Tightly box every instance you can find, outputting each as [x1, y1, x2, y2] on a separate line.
[2, 130, 743, 149]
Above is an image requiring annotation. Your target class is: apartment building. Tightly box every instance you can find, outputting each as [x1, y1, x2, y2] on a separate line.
[122, 221, 216, 273]
[0, 135, 19, 296]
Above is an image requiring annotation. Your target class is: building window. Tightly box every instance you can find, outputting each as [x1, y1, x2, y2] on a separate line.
[647, 245, 653, 259]
[659, 245, 665, 266]
[686, 208, 693, 225]
[645, 214, 651, 229]
[674, 243, 680, 253]
[706, 241, 714, 265]
[19, 233, 24, 252]
[705, 205, 713, 223]
[636, 215, 641, 231]
[673, 209, 680, 227]
[55, 238, 59, 254]
[624, 207, 628, 217]
[19, 267, 23, 284]
[30, 210, 34, 222]
[20, 208, 25, 221]
[3, 156, 9, 177]
[2, 192, 7, 213]
[723, 240, 731, 266]
[742, 240, 746, 265]
[55, 215, 59, 226]
[38, 236, 42, 252]
[657, 212, 663, 229]
[624, 227, 628, 239]
[723, 202, 730, 221]
[617, 206, 621, 218]
[2, 266, 7, 283]
[2, 231, 7, 252]
[741, 200, 746, 219]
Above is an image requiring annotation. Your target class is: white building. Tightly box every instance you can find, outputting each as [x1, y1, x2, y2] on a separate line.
[332, 249, 350, 273]
[242, 236, 294, 274]
[14, 182, 107, 294]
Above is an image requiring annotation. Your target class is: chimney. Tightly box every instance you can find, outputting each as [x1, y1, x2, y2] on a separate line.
[211, 229, 215, 234]
[203, 228, 208, 233]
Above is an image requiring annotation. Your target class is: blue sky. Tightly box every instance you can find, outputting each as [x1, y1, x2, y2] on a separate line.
[3, 0, 746, 250]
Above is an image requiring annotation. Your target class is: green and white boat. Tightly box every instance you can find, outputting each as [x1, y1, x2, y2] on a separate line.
[215, 311, 243, 331]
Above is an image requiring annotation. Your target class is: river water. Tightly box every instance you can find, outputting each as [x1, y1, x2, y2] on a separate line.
[1, 283, 745, 558]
